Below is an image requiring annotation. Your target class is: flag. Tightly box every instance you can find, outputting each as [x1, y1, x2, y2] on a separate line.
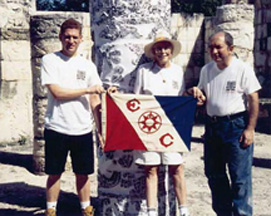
[102, 93, 197, 152]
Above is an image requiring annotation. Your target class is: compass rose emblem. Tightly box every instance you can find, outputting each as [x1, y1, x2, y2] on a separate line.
[138, 111, 162, 134]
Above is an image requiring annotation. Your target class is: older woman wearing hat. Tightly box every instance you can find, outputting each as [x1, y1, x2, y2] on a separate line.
[133, 31, 189, 216]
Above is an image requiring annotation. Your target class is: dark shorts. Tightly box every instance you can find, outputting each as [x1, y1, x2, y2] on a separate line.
[44, 129, 94, 175]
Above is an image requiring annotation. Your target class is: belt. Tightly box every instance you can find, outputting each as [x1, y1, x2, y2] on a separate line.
[207, 111, 247, 123]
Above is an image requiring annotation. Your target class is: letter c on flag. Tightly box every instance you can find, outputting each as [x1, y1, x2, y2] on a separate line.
[160, 133, 174, 147]
[127, 98, 141, 112]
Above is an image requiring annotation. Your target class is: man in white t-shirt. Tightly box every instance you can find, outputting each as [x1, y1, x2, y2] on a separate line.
[187, 31, 261, 216]
[41, 18, 104, 216]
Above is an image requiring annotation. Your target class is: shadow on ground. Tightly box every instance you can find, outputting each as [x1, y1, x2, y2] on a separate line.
[0, 182, 99, 216]
[0, 150, 100, 216]
[0, 151, 34, 173]
[253, 157, 271, 169]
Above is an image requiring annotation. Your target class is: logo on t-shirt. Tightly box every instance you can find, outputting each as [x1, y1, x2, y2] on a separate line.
[77, 70, 86, 80]
[172, 81, 179, 90]
[226, 81, 236, 92]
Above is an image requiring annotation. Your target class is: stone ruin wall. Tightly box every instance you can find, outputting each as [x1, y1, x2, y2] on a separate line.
[0, 0, 36, 146]
[254, 0, 271, 98]
[0, 1, 270, 147]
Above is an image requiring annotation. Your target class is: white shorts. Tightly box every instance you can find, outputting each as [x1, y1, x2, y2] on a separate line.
[134, 150, 184, 165]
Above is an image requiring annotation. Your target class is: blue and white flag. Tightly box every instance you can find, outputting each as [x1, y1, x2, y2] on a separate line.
[102, 93, 197, 152]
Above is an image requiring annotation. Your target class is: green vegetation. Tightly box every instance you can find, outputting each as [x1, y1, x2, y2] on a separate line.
[36, 0, 222, 16]
[171, 0, 223, 16]
[36, 0, 89, 12]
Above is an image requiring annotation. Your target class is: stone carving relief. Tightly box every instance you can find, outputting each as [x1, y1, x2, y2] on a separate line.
[91, 0, 171, 92]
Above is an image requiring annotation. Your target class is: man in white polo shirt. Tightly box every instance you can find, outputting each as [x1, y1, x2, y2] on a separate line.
[187, 31, 261, 216]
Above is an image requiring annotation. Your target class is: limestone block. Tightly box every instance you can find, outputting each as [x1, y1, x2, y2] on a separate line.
[0, 28, 30, 41]
[33, 154, 45, 175]
[1, 40, 30, 61]
[0, 80, 33, 143]
[255, 9, 263, 25]
[262, 23, 268, 38]
[178, 27, 199, 42]
[172, 53, 190, 67]
[1, 60, 31, 81]
[0, 0, 36, 15]
[31, 57, 48, 99]
[183, 40, 198, 54]
[0, 14, 30, 31]
[171, 13, 180, 28]
[255, 52, 267, 66]
[31, 12, 90, 40]
[192, 13, 205, 28]
[234, 47, 254, 65]
[205, 17, 214, 29]
[234, 30, 254, 50]
[266, 10, 271, 23]
[217, 23, 254, 50]
[33, 98, 47, 138]
[31, 39, 61, 58]
[255, 40, 260, 51]
[268, 37, 271, 51]
[256, 24, 267, 39]
[216, 4, 254, 23]
[267, 56, 271, 69]
[33, 141, 45, 157]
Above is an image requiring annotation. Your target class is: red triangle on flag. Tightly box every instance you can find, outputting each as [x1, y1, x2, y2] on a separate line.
[104, 94, 147, 151]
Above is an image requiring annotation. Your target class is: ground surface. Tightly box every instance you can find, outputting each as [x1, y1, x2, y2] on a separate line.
[0, 125, 270, 216]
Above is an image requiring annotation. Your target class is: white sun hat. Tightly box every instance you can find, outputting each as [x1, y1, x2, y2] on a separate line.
[144, 30, 181, 59]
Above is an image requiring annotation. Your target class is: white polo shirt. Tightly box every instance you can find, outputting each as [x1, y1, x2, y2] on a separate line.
[41, 51, 102, 135]
[197, 57, 261, 117]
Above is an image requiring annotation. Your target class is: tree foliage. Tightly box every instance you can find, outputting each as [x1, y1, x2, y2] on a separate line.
[171, 0, 223, 16]
[36, 0, 222, 16]
[36, 0, 89, 12]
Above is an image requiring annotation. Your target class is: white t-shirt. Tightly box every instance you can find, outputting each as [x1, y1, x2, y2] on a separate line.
[134, 62, 185, 96]
[197, 57, 261, 116]
[41, 51, 102, 135]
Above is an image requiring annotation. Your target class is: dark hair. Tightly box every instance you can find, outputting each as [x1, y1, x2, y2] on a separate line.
[209, 31, 234, 47]
[60, 18, 82, 35]
[224, 31, 234, 47]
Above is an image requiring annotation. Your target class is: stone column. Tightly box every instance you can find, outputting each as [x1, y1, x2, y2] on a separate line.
[0, 0, 35, 145]
[90, 1, 176, 215]
[90, 0, 171, 93]
[31, 12, 93, 174]
[205, 4, 255, 65]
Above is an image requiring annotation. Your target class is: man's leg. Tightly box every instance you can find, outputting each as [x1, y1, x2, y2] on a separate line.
[46, 174, 62, 202]
[145, 165, 159, 216]
[169, 164, 189, 216]
[228, 117, 253, 216]
[204, 121, 232, 215]
[44, 129, 68, 216]
[45, 174, 61, 216]
[70, 132, 94, 216]
[76, 174, 90, 202]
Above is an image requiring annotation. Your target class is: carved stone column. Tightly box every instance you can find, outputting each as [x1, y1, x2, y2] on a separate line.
[205, 4, 255, 65]
[90, 1, 176, 215]
[90, 0, 171, 93]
